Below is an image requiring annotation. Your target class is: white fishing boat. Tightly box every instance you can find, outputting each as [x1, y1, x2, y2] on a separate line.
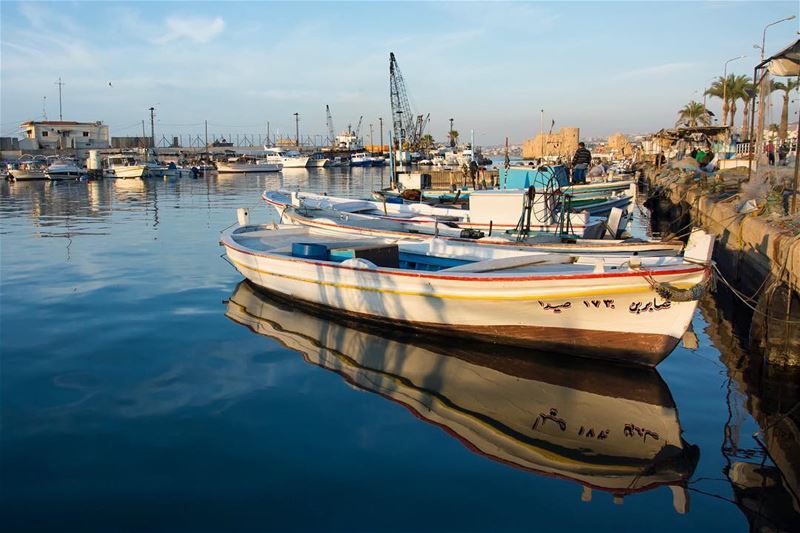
[220, 222, 714, 366]
[105, 153, 147, 179]
[264, 147, 310, 168]
[7, 155, 48, 180]
[45, 158, 83, 180]
[273, 202, 684, 256]
[226, 280, 698, 509]
[307, 153, 330, 167]
[263, 190, 606, 239]
[349, 152, 373, 167]
[217, 156, 282, 173]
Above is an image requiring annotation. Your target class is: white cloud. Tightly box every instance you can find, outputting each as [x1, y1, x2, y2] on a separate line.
[154, 15, 225, 44]
[619, 62, 698, 79]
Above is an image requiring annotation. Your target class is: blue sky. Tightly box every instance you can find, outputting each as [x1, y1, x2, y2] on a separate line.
[1, 1, 798, 144]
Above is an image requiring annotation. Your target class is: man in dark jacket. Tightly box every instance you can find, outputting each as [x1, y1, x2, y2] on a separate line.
[571, 142, 592, 184]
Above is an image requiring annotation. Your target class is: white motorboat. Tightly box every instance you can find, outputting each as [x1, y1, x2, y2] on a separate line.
[226, 280, 698, 509]
[216, 156, 282, 173]
[7, 155, 48, 180]
[105, 153, 147, 179]
[45, 158, 83, 180]
[264, 147, 310, 168]
[220, 222, 714, 366]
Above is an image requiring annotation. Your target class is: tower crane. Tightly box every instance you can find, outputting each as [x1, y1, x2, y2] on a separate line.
[354, 115, 363, 142]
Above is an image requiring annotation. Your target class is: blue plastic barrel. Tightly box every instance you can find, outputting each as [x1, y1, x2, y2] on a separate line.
[291, 242, 329, 261]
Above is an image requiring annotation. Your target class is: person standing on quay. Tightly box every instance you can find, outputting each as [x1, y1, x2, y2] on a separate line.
[766, 141, 776, 166]
[571, 142, 592, 184]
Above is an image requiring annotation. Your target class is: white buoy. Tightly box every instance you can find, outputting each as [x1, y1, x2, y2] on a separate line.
[237, 208, 249, 226]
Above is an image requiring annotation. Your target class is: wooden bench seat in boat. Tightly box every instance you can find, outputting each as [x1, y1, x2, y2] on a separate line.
[439, 254, 574, 273]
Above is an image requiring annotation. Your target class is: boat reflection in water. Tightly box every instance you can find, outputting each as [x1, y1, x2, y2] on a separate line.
[225, 281, 699, 512]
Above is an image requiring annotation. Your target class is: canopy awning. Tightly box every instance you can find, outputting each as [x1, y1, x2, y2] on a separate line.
[758, 38, 800, 77]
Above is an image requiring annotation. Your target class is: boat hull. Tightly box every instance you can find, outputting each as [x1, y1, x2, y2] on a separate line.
[242, 283, 679, 366]
[46, 172, 82, 180]
[284, 157, 310, 168]
[8, 170, 47, 180]
[217, 163, 281, 173]
[221, 227, 709, 367]
[109, 165, 147, 179]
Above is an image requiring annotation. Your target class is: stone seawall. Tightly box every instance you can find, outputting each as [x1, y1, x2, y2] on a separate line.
[643, 163, 800, 366]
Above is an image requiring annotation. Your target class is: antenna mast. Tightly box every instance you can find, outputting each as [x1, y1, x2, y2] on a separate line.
[55, 77, 65, 120]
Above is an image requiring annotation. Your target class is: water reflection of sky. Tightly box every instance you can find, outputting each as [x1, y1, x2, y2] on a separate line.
[0, 170, 790, 532]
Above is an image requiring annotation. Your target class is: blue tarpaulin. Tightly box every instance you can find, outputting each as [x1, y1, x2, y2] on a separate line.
[500, 165, 568, 189]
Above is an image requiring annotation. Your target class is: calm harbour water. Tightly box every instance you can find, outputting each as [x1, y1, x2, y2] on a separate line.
[0, 167, 793, 532]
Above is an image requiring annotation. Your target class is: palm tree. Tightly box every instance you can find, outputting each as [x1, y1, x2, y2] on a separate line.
[705, 76, 734, 125]
[725, 74, 751, 128]
[448, 129, 459, 146]
[738, 80, 756, 138]
[418, 133, 435, 151]
[724, 74, 753, 132]
[676, 101, 711, 127]
[771, 79, 799, 141]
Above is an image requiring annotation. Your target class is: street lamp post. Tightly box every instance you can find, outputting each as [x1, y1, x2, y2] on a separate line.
[369, 123, 374, 150]
[449, 117, 454, 147]
[722, 55, 746, 127]
[149, 107, 155, 150]
[756, 15, 796, 143]
[294, 112, 300, 146]
[379, 117, 383, 152]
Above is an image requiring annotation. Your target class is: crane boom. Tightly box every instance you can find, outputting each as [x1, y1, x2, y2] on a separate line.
[389, 52, 417, 148]
[325, 105, 336, 146]
[354, 115, 363, 138]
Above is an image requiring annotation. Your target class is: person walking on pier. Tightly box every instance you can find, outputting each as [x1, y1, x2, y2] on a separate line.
[571, 142, 592, 184]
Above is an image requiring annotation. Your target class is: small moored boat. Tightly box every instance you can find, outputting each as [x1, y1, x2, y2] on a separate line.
[45, 158, 83, 180]
[220, 222, 714, 366]
[105, 153, 147, 179]
[273, 201, 684, 256]
[217, 156, 282, 173]
[264, 190, 606, 239]
[7, 155, 48, 180]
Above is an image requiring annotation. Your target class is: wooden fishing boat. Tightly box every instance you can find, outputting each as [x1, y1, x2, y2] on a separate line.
[273, 202, 685, 256]
[226, 280, 698, 509]
[220, 222, 714, 366]
[375, 182, 637, 217]
[263, 190, 607, 239]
